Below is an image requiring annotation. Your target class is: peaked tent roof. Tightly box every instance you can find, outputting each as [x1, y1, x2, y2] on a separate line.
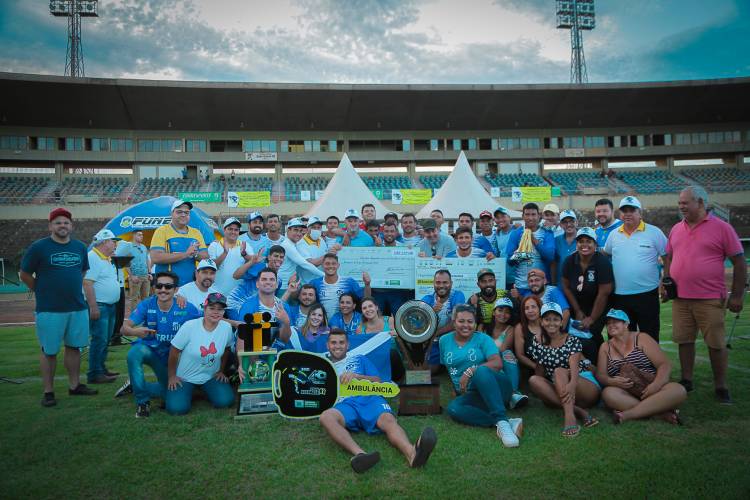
[416, 152, 521, 219]
[304, 153, 394, 219]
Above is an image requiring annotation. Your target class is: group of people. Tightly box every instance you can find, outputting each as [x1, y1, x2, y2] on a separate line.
[20, 185, 745, 470]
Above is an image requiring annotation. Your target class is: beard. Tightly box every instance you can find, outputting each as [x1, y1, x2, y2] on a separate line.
[481, 286, 495, 296]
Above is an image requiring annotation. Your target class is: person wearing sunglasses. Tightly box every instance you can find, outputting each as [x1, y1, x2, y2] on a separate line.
[117, 271, 202, 418]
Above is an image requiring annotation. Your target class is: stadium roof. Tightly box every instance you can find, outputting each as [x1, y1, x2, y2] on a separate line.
[1, 72, 749, 132]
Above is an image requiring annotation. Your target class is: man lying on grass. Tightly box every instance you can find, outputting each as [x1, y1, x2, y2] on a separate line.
[319, 329, 437, 473]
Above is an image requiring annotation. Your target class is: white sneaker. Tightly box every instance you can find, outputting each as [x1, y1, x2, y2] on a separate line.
[509, 392, 529, 409]
[508, 417, 524, 437]
[496, 420, 520, 448]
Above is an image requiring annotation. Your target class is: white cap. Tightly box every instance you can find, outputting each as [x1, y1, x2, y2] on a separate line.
[287, 217, 306, 228]
[307, 216, 322, 227]
[494, 298, 514, 310]
[344, 208, 360, 220]
[560, 209, 577, 221]
[197, 259, 217, 271]
[223, 217, 241, 229]
[576, 227, 597, 241]
[619, 196, 642, 210]
[170, 199, 193, 212]
[92, 229, 121, 243]
[540, 302, 563, 318]
[542, 203, 560, 214]
[247, 211, 263, 222]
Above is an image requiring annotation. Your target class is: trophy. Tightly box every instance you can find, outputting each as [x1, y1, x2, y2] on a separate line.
[393, 301, 441, 415]
[510, 228, 534, 263]
[235, 311, 279, 417]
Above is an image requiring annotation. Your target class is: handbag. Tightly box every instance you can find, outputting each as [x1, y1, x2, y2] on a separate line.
[610, 338, 655, 398]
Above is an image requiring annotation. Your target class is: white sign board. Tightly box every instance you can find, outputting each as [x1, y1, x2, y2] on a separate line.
[300, 190, 311, 202]
[337, 247, 417, 289]
[415, 257, 506, 299]
[245, 152, 278, 162]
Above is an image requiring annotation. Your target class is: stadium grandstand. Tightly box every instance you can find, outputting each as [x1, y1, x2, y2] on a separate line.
[1, 72, 749, 277]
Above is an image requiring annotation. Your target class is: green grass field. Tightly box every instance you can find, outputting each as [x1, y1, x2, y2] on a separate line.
[1, 301, 749, 499]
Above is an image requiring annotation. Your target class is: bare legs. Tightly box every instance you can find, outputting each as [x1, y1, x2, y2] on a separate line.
[529, 368, 600, 433]
[40, 346, 82, 393]
[602, 383, 687, 423]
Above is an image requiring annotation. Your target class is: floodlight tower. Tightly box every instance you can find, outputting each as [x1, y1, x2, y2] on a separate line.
[50, 0, 99, 77]
[556, 0, 595, 83]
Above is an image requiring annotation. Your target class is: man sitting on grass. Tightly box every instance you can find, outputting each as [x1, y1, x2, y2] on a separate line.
[319, 329, 437, 473]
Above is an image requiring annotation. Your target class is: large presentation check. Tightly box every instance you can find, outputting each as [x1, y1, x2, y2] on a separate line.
[415, 257, 506, 299]
[337, 247, 417, 289]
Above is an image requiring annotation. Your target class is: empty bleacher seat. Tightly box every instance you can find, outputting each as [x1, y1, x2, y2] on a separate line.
[419, 175, 448, 189]
[617, 170, 688, 194]
[681, 167, 750, 193]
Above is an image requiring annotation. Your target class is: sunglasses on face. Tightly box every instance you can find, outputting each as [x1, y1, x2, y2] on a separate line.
[154, 283, 176, 290]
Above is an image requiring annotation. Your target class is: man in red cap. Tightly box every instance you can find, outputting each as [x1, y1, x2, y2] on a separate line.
[20, 208, 99, 407]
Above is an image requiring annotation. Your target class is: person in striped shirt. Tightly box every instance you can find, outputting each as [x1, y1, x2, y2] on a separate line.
[446, 227, 495, 260]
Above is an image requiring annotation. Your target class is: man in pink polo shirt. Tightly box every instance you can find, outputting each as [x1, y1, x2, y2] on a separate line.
[663, 186, 746, 405]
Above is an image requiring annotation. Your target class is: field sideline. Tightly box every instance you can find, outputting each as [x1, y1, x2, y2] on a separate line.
[1, 300, 749, 499]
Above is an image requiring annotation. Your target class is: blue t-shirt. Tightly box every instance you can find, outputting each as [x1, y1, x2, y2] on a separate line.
[520, 286, 570, 312]
[439, 332, 499, 393]
[347, 230, 375, 247]
[595, 220, 623, 251]
[331, 353, 382, 405]
[505, 226, 555, 290]
[445, 247, 488, 258]
[310, 276, 364, 319]
[235, 294, 293, 324]
[474, 235, 495, 254]
[417, 233, 457, 258]
[238, 233, 270, 255]
[554, 234, 578, 284]
[493, 228, 515, 285]
[129, 296, 202, 360]
[421, 290, 467, 329]
[226, 270, 283, 319]
[329, 311, 363, 335]
[21, 237, 89, 313]
[115, 241, 149, 276]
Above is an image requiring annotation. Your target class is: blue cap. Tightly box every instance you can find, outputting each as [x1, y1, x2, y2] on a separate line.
[494, 298, 514, 310]
[606, 309, 630, 323]
[560, 209, 577, 221]
[576, 227, 597, 241]
[493, 206, 510, 216]
[540, 302, 563, 318]
[247, 211, 263, 222]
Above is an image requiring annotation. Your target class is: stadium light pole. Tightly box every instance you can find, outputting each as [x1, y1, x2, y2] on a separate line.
[50, 0, 99, 78]
[556, 0, 595, 84]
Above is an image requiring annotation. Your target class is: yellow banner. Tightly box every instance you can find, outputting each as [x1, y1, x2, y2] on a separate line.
[231, 191, 271, 208]
[512, 186, 551, 203]
[399, 189, 432, 205]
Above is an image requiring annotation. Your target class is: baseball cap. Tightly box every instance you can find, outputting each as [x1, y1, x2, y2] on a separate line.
[540, 302, 563, 318]
[477, 268, 495, 280]
[92, 229, 121, 243]
[494, 297, 514, 310]
[197, 259, 217, 271]
[223, 217, 241, 229]
[287, 217, 305, 228]
[344, 208, 360, 220]
[560, 209, 577, 222]
[307, 216, 322, 227]
[49, 207, 72, 222]
[421, 218, 437, 230]
[493, 206, 510, 216]
[606, 308, 630, 323]
[384, 212, 398, 220]
[619, 196, 642, 210]
[576, 227, 597, 241]
[247, 211, 264, 222]
[203, 292, 228, 308]
[170, 199, 193, 212]
[542, 203, 560, 214]
[479, 210, 493, 219]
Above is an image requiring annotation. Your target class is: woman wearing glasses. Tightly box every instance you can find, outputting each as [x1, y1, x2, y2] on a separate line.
[439, 305, 523, 448]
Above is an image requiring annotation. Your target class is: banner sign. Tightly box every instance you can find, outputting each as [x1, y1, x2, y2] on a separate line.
[490, 187, 500, 197]
[337, 247, 417, 289]
[300, 190, 311, 202]
[314, 190, 325, 201]
[372, 189, 383, 200]
[392, 189, 432, 205]
[178, 191, 222, 203]
[415, 257, 506, 299]
[511, 186, 551, 203]
[245, 152, 278, 162]
[227, 191, 271, 208]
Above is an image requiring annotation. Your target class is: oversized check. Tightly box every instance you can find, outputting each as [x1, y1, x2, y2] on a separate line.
[337, 247, 417, 289]
[415, 258, 506, 298]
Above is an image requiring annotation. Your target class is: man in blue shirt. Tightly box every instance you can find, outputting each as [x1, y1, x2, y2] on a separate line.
[310, 253, 371, 319]
[342, 208, 375, 247]
[227, 245, 285, 317]
[319, 329, 437, 473]
[238, 211, 270, 254]
[417, 219, 456, 258]
[493, 206, 515, 290]
[593, 198, 623, 251]
[505, 203, 555, 293]
[421, 270, 466, 372]
[20, 207, 97, 407]
[446, 227, 495, 259]
[515, 268, 571, 327]
[118, 271, 201, 418]
[552, 210, 578, 285]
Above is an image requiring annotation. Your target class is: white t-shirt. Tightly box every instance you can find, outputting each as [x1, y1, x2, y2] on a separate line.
[171, 318, 233, 385]
[85, 249, 121, 304]
[296, 237, 329, 284]
[208, 240, 246, 297]
[278, 238, 324, 287]
[177, 282, 219, 311]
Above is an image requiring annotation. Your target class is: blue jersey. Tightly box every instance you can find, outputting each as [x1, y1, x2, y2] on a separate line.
[310, 276, 364, 319]
[129, 296, 202, 360]
[238, 233, 270, 255]
[473, 235, 495, 254]
[226, 269, 282, 319]
[21, 237, 89, 313]
[554, 234, 578, 284]
[439, 332, 499, 393]
[445, 247, 487, 259]
[421, 290, 466, 329]
[505, 226, 555, 290]
[234, 294, 293, 323]
[346, 231, 375, 247]
[595, 220, 623, 251]
[329, 311, 363, 335]
[520, 286, 570, 312]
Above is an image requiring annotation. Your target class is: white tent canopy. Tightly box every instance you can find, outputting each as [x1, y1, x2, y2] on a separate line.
[304, 153, 394, 219]
[416, 151, 521, 219]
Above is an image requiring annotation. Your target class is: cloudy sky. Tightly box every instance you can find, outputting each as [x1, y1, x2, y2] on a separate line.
[1, 0, 748, 84]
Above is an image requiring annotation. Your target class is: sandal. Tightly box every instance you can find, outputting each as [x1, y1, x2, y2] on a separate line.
[583, 415, 599, 428]
[350, 451, 380, 473]
[410, 427, 437, 468]
[612, 410, 624, 425]
[562, 425, 580, 438]
[661, 410, 683, 426]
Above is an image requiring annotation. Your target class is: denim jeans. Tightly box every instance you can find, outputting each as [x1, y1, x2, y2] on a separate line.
[501, 349, 520, 391]
[165, 377, 235, 415]
[127, 343, 168, 405]
[87, 302, 117, 381]
[447, 365, 512, 427]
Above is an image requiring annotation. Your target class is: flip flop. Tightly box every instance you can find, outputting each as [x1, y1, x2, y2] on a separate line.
[562, 425, 580, 438]
[583, 415, 599, 428]
[350, 451, 380, 473]
[410, 427, 438, 468]
[661, 409, 683, 426]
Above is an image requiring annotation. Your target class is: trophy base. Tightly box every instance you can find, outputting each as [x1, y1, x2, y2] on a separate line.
[397, 382, 441, 416]
[235, 391, 278, 418]
[404, 370, 432, 386]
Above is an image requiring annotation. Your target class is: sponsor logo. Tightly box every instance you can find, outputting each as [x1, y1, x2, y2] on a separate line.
[50, 252, 81, 267]
[119, 216, 172, 229]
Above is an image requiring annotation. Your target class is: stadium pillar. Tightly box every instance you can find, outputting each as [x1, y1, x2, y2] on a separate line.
[407, 160, 416, 182]
[665, 156, 674, 172]
[54, 162, 64, 182]
[737, 153, 746, 170]
[599, 158, 609, 173]
[274, 162, 282, 182]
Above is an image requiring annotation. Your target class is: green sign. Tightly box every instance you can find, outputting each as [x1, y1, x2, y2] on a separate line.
[551, 186, 562, 197]
[178, 192, 222, 203]
[372, 189, 383, 200]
